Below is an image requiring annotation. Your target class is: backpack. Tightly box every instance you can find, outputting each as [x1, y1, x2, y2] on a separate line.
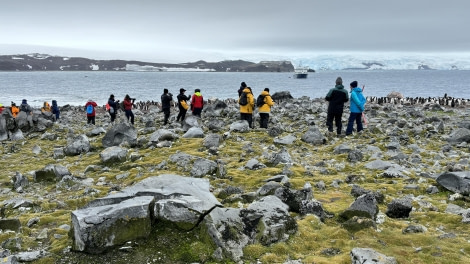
[256, 95, 266, 107]
[239, 92, 248, 106]
[86, 104, 94, 114]
[180, 100, 189, 110]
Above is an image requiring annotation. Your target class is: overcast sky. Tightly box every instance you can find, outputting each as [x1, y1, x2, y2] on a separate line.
[1, 0, 470, 63]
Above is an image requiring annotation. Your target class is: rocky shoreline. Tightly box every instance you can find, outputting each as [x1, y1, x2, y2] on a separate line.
[0, 92, 470, 263]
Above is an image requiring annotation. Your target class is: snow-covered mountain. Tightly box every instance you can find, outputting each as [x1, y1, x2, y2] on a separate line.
[289, 53, 470, 71]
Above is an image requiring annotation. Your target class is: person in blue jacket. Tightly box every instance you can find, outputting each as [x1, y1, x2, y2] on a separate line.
[346, 81, 366, 135]
[51, 100, 60, 121]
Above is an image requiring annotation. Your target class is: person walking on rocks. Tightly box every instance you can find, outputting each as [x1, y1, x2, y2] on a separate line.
[191, 89, 204, 117]
[258, 88, 275, 128]
[51, 100, 60, 121]
[85, 99, 98, 125]
[325, 77, 349, 135]
[239, 86, 255, 128]
[346, 81, 366, 135]
[176, 88, 190, 122]
[107, 94, 120, 124]
[161, 88, 173, 125]
[123, 94, 135, 125]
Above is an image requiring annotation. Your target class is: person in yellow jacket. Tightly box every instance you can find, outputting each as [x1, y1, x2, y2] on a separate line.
[10, 102, 19, 118]
[239, 87, 255, 128]
[257, 88, 275, 128]
[41, 102, 51, 113]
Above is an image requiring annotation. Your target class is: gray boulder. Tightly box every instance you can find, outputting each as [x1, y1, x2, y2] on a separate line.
[340, 193, 379, 221]
[244, 195, 297, 245]
[273, 134, 296, 145]
[301, 126, 326, 145]
[0, 116, 7, 141]
[436, 171, 470, 195]
[364, 160, 395, 170]
[72, 175, 222, 254]
[9, 130, 24, 141]
[102, 123, 137, 148]
[15, 111, 33, 131]
[203, 133, 222, 149]
[182, 126, 204, 138]
[190, 158, 218, 178]
[271, 91, 293, 102]
[149, 129, 178, 143]
[245, 158, 266, 170]
[207, 119, 226, 132]
[269, 148, 292, 166]
[447, 128, 470, 144]
[71, 196, 154, 254]
[64, 134, 90, 156]
[34, 164, 71, 182]
[229, 120, 250, 132]
[13, 172, 29, 190]
[182, 115, 201, 130]
[350, 248, 397, 264]
[386, 197, 413, 218]
[334, 144, 352, 154]
[86, 127, 106, 137]
[204, 195, 297, 261]
[100, 146, 128, 164]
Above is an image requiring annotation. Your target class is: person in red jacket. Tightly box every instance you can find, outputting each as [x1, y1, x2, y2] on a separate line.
[85, 99, 98, 125]
[191, 89, 204, 117]
[123, 94, 135, 125]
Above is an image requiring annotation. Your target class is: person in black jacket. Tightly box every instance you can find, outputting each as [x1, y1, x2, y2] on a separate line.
[107, 94, 120, 123]
[161, 88, 173, 125]
[176, 88, 191, 122]
[325, 77, 349, 135]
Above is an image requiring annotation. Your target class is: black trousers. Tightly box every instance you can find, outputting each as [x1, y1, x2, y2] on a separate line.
[163, 108, 170, 124]
[125, 110, 134, 125]
[259, 113, 269, 128]
[177, 108, 187, 121]
[326, 112, 343, 134]
[240, 113, 253, 128]
[87, 116, 95, 125]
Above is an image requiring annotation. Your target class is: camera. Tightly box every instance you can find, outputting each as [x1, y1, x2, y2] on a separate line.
[131, 98, 136, 102]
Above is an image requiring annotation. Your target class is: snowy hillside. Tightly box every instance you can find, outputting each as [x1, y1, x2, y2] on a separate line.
[290, 53, 470, 71]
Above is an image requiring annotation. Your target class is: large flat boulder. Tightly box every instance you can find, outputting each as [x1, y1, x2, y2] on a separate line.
[71, 196, 154, 254]
[71, 174, 222, 254]
[436, 171, 470, 195]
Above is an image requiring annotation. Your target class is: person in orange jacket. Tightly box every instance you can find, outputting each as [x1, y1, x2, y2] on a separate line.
[10, 102, 19, 118]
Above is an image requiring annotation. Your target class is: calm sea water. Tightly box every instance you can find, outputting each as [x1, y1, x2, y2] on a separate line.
[1, 70, 469, 107]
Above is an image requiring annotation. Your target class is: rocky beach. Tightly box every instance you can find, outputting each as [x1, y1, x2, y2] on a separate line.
[0, 91, 470, 264]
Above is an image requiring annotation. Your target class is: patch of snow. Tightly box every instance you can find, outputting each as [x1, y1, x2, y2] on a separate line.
[90, 64, 99, 71]
[125, 64, 215, 72]
[292, 53, 470, 70]
[11, 57, 24, 60]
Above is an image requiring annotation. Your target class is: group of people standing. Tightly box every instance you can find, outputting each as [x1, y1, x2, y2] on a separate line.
[87, 88, 205, 126]
[237, 81, 275, 129]
[0, 99, 60, 120]
[325, 77, 366, 136]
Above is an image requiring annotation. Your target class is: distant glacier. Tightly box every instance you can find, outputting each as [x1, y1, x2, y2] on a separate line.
[289, 53, 470, 70]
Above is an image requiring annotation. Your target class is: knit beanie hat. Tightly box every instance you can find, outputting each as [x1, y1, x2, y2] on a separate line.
[264, 88, 270, 92]
[336, 77, 342, 85]
[350, 81, 358, 88]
